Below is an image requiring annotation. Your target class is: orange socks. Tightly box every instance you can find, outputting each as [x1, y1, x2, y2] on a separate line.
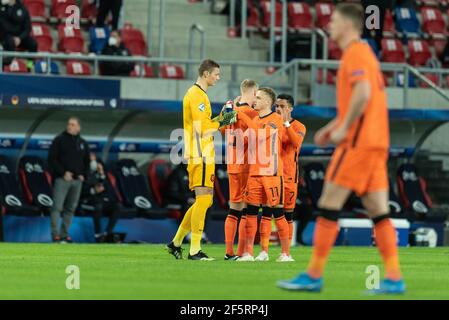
[236, 215, 247, 256]
[275, 216, 290, 255]
[259, 216, 272, 252]
[307, 216, 339, 279]
[373, 216, 402, 281]
[285, 212, 294, 244]
[224, 209, 241, 256]
[245, 213, 258, 257]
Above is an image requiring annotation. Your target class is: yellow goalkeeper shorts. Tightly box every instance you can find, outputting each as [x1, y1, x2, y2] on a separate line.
[187, 160, 215, 190]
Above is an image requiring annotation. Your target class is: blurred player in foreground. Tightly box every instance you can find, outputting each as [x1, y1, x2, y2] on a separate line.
[278, 4, 405, 294]
[167, 59, 237, 261]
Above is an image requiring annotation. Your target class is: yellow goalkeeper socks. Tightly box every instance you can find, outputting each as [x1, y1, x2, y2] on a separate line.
[173, 203, 195, 247]
[190, 194, 213, 256]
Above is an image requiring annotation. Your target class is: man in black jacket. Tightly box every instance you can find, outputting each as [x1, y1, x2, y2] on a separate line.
[100, 30, 134, 76]
[0, 0, 37, 53]
[81, 153, 121, 243]
[48, 117, 90, 243]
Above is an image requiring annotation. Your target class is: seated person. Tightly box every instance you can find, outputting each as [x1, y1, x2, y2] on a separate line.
[82, 153, 121, 243]
[100, 30, 134, 76]
[0, 0, 37, 56]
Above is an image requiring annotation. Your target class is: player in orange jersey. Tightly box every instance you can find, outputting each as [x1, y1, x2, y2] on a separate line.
[278, 3, 405, 294]
[235, 87, 291, 262]
[275, 94, 306, 261]
[223, 79, 259, 261]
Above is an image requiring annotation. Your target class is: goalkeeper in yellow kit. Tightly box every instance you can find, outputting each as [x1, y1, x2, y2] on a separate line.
[167, 59, 237, 260]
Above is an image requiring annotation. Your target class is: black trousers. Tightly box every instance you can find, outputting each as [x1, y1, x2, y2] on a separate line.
[1, 35, 37, 52]
[88, 197, 121, 235]
[96, 0, 123, 31]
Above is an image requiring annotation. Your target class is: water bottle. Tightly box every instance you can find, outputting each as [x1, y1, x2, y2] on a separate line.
[223, 100, 234, 114]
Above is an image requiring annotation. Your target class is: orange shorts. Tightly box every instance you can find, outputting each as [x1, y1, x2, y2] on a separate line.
[283, 179, 298, 210]
[229, 172, 249, 203]
[245, 175, 284, 207]
[325, 147, 389, 196]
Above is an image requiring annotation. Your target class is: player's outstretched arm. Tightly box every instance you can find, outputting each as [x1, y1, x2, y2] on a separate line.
[284, 123, 306, 149]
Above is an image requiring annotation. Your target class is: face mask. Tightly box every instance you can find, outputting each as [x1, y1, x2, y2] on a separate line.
[1, 0, 10, 5]
[108, 37, 118, 46]
[90, 160, 98, 172]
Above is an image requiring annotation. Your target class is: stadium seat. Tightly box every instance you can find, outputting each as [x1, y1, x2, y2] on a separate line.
[4, 59, 29, 73]
[431, 38, 447, 57]
[58, 24, 85, 53]
[316, 69, 336, 85]
[383, 9, 396, 37]
[417, 0, 440, 7]
[246, 5, 260, 29]
[159, 64, 185, 79]
[66, 60, 92, 76]
[120, 26, 147, 56]
[23, 0, 46, 20]
[395, 72, 417, 87]
[388, 180, 403, 216]
[31, 23, 53, 52]
[408, 39, 432, 66]
[34, 60, 60, 75]
[315, 2, 334, 31]
[394, 7, 421, 35]
[303, 162, 325, 208]
[130, 64, 155, 78]
[18, 156, 54, 214]
[397, 164, 433, 218]
[51, 0, 77, 19]
[0, 156, 40, 216]
[81, 0, 97, 20]
[89, 26, 111, 54]
[147, 159, 172, 207]
[328, 40, 342, 60]
[421, 7, 446, 35]
[114, 159, 167, 218]
[419, 73, 439, 88]
[288, 2, 313, 31]
[260, 0, 282, 29]
[381, 39, 406, 63]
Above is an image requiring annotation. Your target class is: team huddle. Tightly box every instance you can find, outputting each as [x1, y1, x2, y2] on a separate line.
[167, 3, 406, 294]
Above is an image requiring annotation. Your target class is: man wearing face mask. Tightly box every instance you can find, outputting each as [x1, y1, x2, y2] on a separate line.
[81, 153, 121, 243]
[48, 117, 90, 243]
[0, 0, 37, 56]
[100, 30, 134, 77]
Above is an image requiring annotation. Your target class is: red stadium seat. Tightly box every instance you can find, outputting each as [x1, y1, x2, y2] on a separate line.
[432, 38, 447, 57]
[381, 39, 406, 63]
[51, 0, 76, 19]
[420, 73, 439, 88]
[66, 60, 92, 76]
[408, 39, 432, 66]
[159, 64, 184, 79]
[260, 0, 282, 28]
[58, 24, 85, 53]
[130, 64, 155, 78]
[120, 26, 148, 56]
[23, 0, 46, 19]
[328, 40, 342, 60]
[288, 2, 313, 30]
[421, 7, 446, 35]
[81, 0, 97, 20]
[246, 5, 260, 29]
[4, 59, 29, 73]
[417, 0, 440, 6]
[316, 69, 336, 85]
[147, 159, 172, 207]
[31, 23, 53, 52]
[383, 9, 396, 37]
[315, 2, 334, 31]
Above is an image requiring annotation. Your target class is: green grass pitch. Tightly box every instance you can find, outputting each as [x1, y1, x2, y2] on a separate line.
[0, 243, 448, 300]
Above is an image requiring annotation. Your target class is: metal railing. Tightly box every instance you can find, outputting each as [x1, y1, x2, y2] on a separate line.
[186, 24, 206, 79]
[1, 52, 449, 109]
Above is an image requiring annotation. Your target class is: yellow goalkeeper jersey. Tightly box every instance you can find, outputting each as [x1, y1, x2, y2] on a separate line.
[183, 84, 219, 163]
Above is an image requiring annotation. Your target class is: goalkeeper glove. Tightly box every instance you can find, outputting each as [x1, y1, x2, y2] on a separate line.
[217, 110, 238, 128]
